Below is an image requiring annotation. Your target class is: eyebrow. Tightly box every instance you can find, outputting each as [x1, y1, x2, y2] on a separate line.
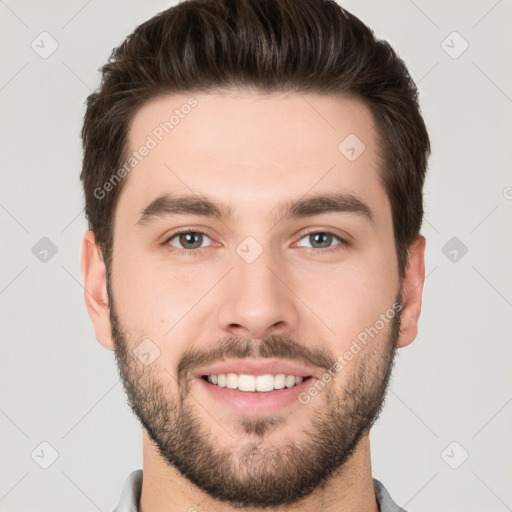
[135, 192, 375, 226]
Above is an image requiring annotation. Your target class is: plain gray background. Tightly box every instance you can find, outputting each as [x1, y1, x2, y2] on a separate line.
[1, 1, 511, 511]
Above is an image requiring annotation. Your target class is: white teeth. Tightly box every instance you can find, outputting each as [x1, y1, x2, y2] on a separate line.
[238, 374, 256, 392]
[274, 374, 286, 390]
[226, 373, 238, 389]
[259, 374, 278, 392]
[285, 375, 296, 388]
[206, 373, 305, 392]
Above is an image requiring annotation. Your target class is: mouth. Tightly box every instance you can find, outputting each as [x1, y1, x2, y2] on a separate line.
[195, 371, 317, 415]
[199, 373, 314, 392]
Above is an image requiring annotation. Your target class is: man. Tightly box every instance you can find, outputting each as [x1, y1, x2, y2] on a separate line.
[80, 0, 430, 510]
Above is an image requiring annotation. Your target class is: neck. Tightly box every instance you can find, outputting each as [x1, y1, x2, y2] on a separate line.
[139, 430, 379, 512]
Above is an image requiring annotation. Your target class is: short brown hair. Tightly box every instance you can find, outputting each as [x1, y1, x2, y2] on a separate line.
[80, 0, 430, 279]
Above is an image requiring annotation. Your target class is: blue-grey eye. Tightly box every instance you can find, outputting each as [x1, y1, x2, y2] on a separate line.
[167, 231, 212, 250]
[297, 232, 344, 249]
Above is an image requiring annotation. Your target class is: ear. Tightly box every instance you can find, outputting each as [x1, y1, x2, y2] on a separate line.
[80, 230, 114, 351]
[396, 235, 426, 348]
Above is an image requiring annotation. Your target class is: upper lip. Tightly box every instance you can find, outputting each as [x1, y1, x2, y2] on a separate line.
[193, 359, 319, 379]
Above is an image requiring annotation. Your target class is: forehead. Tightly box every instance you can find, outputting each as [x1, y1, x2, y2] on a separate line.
[116, 90, 389, 227]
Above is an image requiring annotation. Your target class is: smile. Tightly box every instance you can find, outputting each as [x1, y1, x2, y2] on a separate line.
[203, 373, 311, 392]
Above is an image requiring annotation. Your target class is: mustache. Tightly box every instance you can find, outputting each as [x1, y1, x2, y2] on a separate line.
[176, 334, 337, 383]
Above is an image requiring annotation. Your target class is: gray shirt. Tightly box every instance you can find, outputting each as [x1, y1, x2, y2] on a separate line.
[112, 469, 407, 512]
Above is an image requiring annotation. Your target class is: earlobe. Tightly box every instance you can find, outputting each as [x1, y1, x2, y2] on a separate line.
[396, 235, 426, 348]
[80, 230, 115, 351]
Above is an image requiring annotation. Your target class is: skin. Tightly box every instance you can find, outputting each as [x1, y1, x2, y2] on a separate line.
[81, 90, 426, 512]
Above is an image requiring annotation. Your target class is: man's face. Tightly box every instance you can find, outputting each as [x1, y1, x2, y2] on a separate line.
[104, 91, 406, 507]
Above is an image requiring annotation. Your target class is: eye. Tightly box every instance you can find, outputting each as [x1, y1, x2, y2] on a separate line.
[164, 230, 213, 253]
[295, 231, 348, 252]
[162, 229, 349, 256]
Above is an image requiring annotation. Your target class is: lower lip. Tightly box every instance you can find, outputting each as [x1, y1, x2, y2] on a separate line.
[195, 376, 316, 415]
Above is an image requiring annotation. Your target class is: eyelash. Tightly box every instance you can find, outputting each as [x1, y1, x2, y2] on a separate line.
[162, 229, 349, 257]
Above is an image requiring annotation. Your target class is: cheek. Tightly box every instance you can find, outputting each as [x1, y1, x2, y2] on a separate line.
[291, 247, 398, 346]
[112, 247, 214, 351]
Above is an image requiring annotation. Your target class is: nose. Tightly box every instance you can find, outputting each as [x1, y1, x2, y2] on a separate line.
[216, 244, 300, 340]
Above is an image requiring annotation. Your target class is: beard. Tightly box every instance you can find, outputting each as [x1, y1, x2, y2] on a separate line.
[109, 282, 401, 508]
